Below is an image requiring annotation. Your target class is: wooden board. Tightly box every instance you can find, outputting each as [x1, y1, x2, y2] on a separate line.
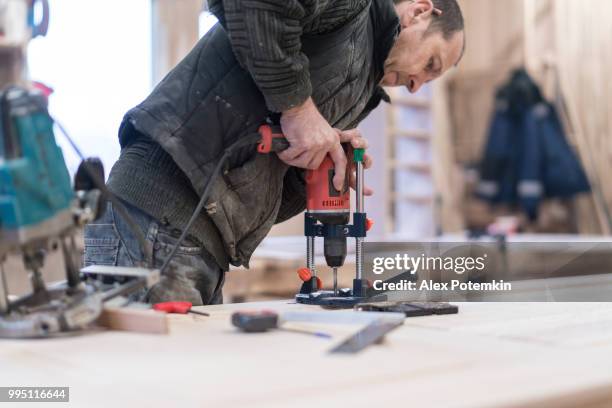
[2, 300, 612, 407]
[151, 0, 202, 85]
[97, 307, 169, 335]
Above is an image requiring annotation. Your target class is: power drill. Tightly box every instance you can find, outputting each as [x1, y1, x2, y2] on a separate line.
[258, 125, 376, 307]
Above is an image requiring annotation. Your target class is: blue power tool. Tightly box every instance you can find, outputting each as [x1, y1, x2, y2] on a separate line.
[0, 87, 74, 250]
[0, 86, 158, 338]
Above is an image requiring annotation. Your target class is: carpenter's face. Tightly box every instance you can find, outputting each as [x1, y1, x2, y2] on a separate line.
[383, 2, 464, 93]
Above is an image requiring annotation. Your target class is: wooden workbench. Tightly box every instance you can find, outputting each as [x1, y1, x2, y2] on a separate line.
[2, 301, 612, 408]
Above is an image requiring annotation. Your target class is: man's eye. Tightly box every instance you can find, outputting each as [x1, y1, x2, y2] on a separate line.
[426, 58, 434, 71]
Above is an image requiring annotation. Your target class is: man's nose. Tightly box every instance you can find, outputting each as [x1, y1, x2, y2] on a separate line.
[408, 77, 424, 93]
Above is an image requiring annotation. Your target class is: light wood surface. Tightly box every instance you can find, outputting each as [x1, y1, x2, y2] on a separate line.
[553, 0, 612, 235]
[2, 301, 612, 407]
[151, 0, 202, 85]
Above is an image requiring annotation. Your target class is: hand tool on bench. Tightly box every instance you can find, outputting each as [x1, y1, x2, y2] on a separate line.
[355, 301, 459, 317]
[153, 301, 210, 317]
[231, 310, 331, 338]
[258, 125, 383, 308]
[281, 309, 406, 353]
[329, 318, 404, 354]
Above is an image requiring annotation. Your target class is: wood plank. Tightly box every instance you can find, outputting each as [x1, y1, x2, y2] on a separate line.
[392, 97, 431, 109]
[431, 79, 465, 233]
[391, 192, 434, 204]
[389, 160, 432, 173]
[97, 307, 169, 335]
[151, 0, 202, 85]
[390, 128, 431, 140]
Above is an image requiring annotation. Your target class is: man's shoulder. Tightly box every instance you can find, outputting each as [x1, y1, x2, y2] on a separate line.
[302, 0, 371, 34]
[207, 0, 371, 32]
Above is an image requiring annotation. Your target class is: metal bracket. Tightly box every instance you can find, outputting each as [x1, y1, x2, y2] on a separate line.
[304, 212, 367, 238]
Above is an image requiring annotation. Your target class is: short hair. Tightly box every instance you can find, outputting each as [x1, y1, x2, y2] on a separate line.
[394, 0, 465, 40]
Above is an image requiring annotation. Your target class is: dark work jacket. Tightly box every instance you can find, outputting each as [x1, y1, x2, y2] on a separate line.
[478, 72, 590, 220]
[116, 0, 399, 269]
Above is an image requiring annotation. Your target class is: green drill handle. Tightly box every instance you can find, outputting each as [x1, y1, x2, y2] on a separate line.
[354, 148, 365, 163]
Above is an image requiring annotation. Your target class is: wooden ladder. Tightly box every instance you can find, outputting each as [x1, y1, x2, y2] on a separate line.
[385, 85, 440, 238]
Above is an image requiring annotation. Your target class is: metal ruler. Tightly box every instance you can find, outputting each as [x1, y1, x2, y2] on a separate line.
[329, 319, 404, 354]
[275, 310, 405, 354]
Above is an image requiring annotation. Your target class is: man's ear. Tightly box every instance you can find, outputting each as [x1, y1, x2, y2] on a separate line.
[398, 0, 435, 28]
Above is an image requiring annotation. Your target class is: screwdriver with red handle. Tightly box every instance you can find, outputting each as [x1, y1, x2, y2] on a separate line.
[153, 301, 210, 317]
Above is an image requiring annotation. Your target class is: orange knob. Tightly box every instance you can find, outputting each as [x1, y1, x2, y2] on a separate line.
[297, 268, 322, 290]
[365, 218, 374, 232]
[297, 268, 312, 282]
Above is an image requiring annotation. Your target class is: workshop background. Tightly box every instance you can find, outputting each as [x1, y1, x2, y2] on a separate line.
[2, 0, 611, 301]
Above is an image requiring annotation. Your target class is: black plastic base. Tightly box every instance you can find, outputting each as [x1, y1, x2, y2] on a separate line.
[295, 290, 387, 308]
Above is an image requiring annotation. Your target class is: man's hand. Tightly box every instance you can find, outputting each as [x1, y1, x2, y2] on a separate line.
[279, 98, 373, 194]
[279, 98, 347, 191]
[338, 129, 374, 196]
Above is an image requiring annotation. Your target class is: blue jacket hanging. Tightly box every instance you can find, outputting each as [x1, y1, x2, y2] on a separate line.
[477, 69, 590, 220]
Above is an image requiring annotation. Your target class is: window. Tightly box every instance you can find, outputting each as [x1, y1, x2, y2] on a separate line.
[199, 11, 218, 38]
[27, 0, 152, 177]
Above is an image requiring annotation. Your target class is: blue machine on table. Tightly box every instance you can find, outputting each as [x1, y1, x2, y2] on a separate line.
[0, 87, 74, 251]
[0, 86, 158, 338]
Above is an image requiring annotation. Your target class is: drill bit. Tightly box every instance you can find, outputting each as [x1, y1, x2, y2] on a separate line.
[333, 267, 338, 296]
[356, 158, 364, 280]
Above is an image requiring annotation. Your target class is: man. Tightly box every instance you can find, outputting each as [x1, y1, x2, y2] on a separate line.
[84, 0, 465, 305]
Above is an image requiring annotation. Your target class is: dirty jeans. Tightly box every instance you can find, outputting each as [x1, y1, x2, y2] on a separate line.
[83, 200, 225, 305]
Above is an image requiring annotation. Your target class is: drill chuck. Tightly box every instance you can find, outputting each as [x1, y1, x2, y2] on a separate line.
[324, 236, 347, 267]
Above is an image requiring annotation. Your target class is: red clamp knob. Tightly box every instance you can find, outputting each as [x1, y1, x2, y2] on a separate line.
[297, 267, 312, 282]
[365, 218, 374, 232]
[297, 268, 322, 290]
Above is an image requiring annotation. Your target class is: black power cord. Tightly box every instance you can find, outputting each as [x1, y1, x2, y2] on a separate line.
[158, 133, 261, 275]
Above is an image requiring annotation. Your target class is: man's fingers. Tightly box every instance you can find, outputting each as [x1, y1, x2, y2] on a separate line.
[364, 153, 373, 169]
[277, 146, 305, 163]
[329, 143, 347, 191]
[358, 184, 374, 196]
[279, 151, 314, 169]
[338, 129, 369, 149]
[348, 171, 374, 196]
[306, 150, 327, 170]
[338, 128, 362, 143]
[350, 136, 369, 150]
